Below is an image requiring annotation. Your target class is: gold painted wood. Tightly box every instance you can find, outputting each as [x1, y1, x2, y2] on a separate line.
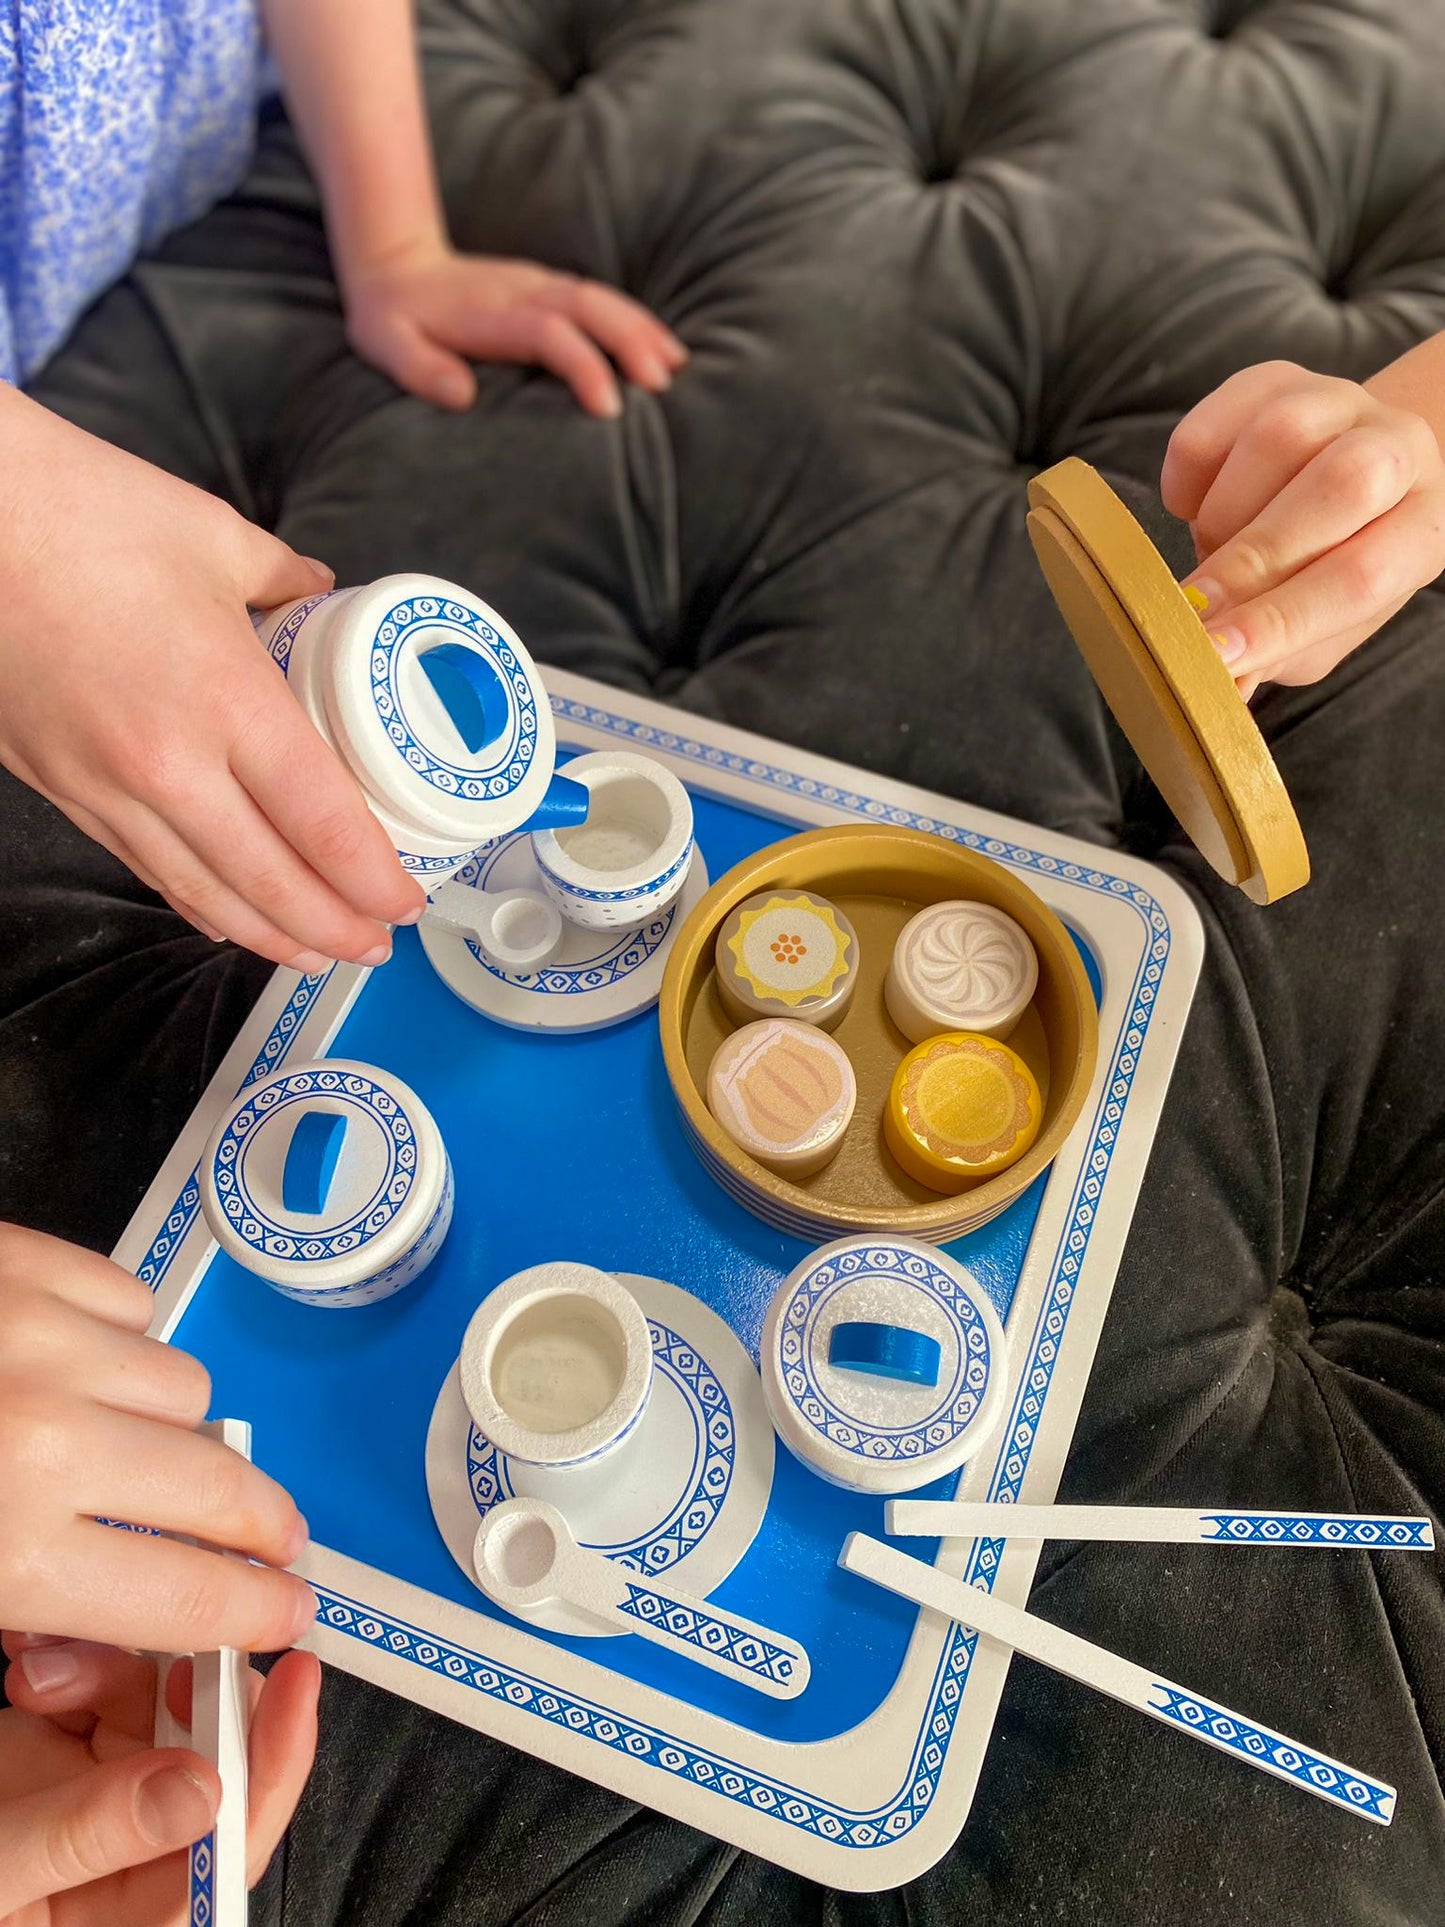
[1027, 457, 1309, 904]
[658, 826, 1098, 1244]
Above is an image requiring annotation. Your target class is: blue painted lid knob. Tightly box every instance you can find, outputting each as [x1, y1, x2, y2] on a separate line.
[282, 1109, 348, 1216]
[419, 642, 510, 755]
[828, 1322, 942, 1387]
[520, 771, 591, 833]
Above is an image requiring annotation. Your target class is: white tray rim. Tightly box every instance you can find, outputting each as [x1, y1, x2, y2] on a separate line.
[115, 669, 1204, 1891]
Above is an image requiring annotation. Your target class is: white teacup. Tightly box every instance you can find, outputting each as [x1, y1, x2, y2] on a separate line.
[530, 751, 694, 932]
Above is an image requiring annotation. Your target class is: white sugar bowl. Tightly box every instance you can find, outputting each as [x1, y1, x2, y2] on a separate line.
[199, 1059, 453, 1308]
[530, 751, 694, 932]
[255, 574, 589, 884]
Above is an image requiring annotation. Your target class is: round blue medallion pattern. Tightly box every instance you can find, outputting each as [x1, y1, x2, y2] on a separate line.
[777, 1245, 992, 1462]
[372, 598, 538, 801]
[212, 1069, 418, 1261]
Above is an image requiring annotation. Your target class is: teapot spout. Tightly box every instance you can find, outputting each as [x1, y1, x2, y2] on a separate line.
[520, 771, 590, 833]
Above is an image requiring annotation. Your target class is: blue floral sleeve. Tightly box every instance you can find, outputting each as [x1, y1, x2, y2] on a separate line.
[0, 0, 264, 386]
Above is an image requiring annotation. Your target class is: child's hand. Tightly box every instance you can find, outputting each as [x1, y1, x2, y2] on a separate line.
[0, 1223, 316, 1657]
[342, 241, 689, 418]
[0, 388, 425, 970]
[1162, 361, 1445, 695]
[0, 1638, 319, 1922]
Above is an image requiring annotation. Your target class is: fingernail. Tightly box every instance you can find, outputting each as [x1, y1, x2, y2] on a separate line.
[359, 942, 392, 968]
[21, 1644, 80, 1693]
[1182, 580, 1218, 615]
[289, 1582, 320, 1642]
[15, 1633, 69, 1648]
[136, 1764, 216, 1847]
[396, 904, 426, 926]
[440, 376, 473, 410]
[1211, 627, 1246, 665]
[288, 950, 333, 976]
[598, 391, 623, 420]
[665, 336, 689, 366]
[284, 1511, 312, 1562]
[303, 557, 335, 583]
[645, 359, 673, 391]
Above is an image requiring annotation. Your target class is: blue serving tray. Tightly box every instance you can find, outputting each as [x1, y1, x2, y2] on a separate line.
[120, 675, 1203, 1888]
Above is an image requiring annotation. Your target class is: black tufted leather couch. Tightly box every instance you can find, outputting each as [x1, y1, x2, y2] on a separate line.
[6, 1, 1445, 1920]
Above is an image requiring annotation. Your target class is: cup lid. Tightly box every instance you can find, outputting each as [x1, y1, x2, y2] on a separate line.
[1027, 458, 1309, 904]
[759, 1235, 1007, 1493]
[200, 1058, 447, 1290]
[323, 575, 558, 845]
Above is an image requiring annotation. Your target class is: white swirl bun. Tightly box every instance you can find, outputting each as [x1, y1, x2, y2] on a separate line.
[884, 901, 1038, 1043]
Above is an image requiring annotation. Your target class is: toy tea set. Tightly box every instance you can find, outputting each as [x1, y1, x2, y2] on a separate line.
[132, 463, 1424, 1919]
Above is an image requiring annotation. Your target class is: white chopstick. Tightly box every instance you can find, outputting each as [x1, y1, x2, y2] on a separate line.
[841, 1533, 1395, 1825]
[886, 1500, 1434, 1550]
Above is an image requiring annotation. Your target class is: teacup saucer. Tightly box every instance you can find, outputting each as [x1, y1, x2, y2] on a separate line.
[426, 1274, 774, 1636]
[418, 836, 709, 1033]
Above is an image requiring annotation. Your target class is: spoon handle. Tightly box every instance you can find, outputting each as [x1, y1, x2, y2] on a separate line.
[562, 1546, 811, 1700]
[841, 1534, 1394, 1825]
[887, 1500, 1434, 1550]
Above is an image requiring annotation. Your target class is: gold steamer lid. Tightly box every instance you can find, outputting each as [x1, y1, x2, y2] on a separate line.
[1026, 457, 1309, 904]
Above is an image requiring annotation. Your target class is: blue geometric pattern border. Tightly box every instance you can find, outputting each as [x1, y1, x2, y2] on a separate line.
[188, 1834, 215, 1927]
[315, 1584, 981, 1844]
[136, 970, 331, 1295]
[1148, 1686, 1394, 1822]
[466, 1318, 737, 1573]
[151, 693, 1180, 1848]
[615, 1582, 801, 1690]
[457, 837, 677, 994]
[374, 596, 537, 797]
[1200, 1514, 1431, 1548]
[776, 1244, 990, 1458]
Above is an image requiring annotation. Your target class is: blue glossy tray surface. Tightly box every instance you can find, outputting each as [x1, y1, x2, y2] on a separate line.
[177, 784, 1063, 1742]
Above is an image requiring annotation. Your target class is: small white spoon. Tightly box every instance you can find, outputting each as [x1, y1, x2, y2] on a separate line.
[841, 1534, 1394, 1825]
[423, 880, 565, 973]
[473, 1497, 810, 1700]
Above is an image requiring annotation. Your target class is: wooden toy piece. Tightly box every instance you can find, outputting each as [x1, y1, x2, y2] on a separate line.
[828, 1322, 942, 1386]
[253, 573, 580, 875]
[885, 900, 1038, 1044]
[180, 1418, 253, 1927]
[885, 1032, 1042, 1194]
[1027, 457, 1309, 904]
[281, 1108, 347, 1216]
[760, 1235, 1008, 1495]
[427, 1271, 777, 1640]
[423, 879, 566, 973]
[660, 824, 1100, 1247]
[886, 1500, 1436, 1550]
[706, 1019, 857, 1180]
[840, 1534, 1395, 1825]
[473, 1497, 810, 1699]
[532, 750, 695, 932]
[459, 1263, 654, 1470]
[714, 889, 859, 1030]
[200, 1059, 454, 1308]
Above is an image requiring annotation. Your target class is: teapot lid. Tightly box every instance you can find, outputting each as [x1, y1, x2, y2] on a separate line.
[1027, 459, 1309, 904]
[324, 574, 557, 846]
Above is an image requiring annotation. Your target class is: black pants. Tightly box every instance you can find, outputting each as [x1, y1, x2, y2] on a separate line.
[5, 218, 1444, 1927]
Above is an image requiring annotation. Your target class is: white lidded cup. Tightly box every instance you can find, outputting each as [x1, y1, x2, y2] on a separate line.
[759, 1235, 1007, 1494]
[254, 574, 589, 884]
[199, 1059, 453, 1308]
[458, 1262, 653, 1468]
[530, 751, 694, 931]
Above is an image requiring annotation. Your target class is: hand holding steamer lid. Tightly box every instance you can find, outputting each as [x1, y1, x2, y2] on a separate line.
[254, 573, 592, 881]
